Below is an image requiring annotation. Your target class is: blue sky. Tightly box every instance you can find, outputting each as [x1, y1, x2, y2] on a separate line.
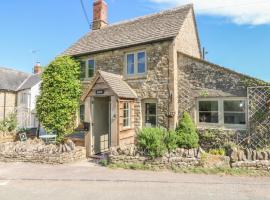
[0, 0, 269, 81]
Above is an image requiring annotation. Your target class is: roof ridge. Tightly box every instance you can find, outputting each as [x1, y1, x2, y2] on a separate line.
[0, 66, 30, 75]
[16, 74, 32, 91]
[177, 51, 268, 83]
[94, 4, 193, 31]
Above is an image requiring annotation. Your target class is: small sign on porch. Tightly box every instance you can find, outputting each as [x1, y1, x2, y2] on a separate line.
[95, 89, 105, 95]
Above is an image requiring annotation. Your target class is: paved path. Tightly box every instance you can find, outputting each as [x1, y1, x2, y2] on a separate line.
[0, 160, 270, 200]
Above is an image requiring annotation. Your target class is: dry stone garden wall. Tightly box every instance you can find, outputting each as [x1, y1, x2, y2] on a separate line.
[0, 139, 86, 164]
[0, 132, 16, 143]
[229, 148, 270, 170]
[109, 145, 230, 169]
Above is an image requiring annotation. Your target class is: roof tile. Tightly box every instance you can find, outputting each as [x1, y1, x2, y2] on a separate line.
[64, 4, 192, 56]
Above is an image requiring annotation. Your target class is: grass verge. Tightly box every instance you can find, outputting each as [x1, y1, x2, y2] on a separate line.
[107, 162, 270, 177]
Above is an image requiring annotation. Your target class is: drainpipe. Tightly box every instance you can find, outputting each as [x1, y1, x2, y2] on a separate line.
[3, 92, 6, 120]
[167, 59, 171, 131]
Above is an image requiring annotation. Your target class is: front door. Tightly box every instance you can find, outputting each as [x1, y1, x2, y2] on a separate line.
[92, 97, 110, 154]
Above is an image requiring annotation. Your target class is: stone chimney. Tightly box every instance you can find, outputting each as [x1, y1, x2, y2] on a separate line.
[92, 0, 108, 30]
[34, 62, 42, 74]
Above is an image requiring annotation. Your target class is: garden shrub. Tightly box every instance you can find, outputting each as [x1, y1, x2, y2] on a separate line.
[176, 112, 199, 149]
[137, 127, 166, 158]
[0, 112, 17, 133]
[208, 148, 225, 156]
[36, 56, 81, 142]
[164, 130, 178, 153]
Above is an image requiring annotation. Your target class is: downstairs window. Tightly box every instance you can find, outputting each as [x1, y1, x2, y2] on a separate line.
[197, 98, 247, 128]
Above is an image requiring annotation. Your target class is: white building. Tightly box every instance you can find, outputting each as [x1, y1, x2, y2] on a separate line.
[0, 63, 42, 128]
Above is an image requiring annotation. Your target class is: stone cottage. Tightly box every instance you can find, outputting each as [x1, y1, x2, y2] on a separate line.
[64, 0, 265, 155]
[0, 64, 41, 128]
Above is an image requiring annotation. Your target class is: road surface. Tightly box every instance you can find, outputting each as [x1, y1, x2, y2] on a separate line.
[0, 161, 270, 200]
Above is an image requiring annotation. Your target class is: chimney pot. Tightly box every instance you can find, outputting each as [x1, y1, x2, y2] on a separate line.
[92, 0, 108, 30]
[34, 62, 42, 74]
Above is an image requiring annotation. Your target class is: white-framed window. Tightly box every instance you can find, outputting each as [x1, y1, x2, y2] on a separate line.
[143, 99, 157, 127]
[223, 100, 246, 125]
[80, 59, 95, 79]
[196, 98, 247, 129]
[20, 93, 29, 105]
[123, 102, 131, 128]
[125, 51, 147, 76]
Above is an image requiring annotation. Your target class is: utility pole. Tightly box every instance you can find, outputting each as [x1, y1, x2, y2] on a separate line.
[202, 47, 208, 60]
[31, 49, 40, 67]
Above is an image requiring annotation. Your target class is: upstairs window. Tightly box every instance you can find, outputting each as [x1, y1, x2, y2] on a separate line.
[137, 52, 146, 74]
[127, 54, 135, 75]
[80, 59, 95, 79]
[126, 51, 146, 76]
[88, 59, 95, 78]
[80, 61, 86, 79]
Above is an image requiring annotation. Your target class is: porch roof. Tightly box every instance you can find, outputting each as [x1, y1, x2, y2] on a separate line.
[82, 70, 138, 101]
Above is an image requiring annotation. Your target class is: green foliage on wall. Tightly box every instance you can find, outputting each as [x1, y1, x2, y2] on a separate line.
[36, 56, 81, 142]
[240, 77, 270, 87]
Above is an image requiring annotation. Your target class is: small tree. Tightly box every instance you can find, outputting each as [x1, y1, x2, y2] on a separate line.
[176, 112, 199, 149]
[36, 56, 81, 142]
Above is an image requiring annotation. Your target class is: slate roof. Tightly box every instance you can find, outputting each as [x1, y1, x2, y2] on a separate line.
[0, 67, 30, 91]
[64, 4, 193, 56]
[82, 70, 138, 100]
[0, 67, 41, 92]
[17, 74, 41, 91]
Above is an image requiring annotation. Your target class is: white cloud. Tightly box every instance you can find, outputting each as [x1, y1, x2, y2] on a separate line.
[148, 0, 270, 25]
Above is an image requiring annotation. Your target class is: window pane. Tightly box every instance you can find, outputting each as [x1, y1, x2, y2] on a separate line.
[224, 100, 245, 112]
[138, 52, 146, 73]
[127, 54, 134, 74]
[80, 61, 86, 78]
[146, 103, 156, 115]
[199, 101, 218, 112]
[123, 102, 130, 127]
[80, 105, 85, 122]
[199, 112, 218, 123]
[145, 116, 157, 126]
[88, 60, 95, 78]
[145, 103, 157, 126]
[224, 113, 246, 125]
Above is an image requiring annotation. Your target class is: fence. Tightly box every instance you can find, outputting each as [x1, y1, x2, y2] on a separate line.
[243, 86, 270, 149]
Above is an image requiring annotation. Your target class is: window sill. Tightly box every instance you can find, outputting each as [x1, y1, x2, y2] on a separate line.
[80, 78, 94, 82]
[197, 124, 247, 131]
[121, 127, 134, 131]
[123, 74, 147, 80]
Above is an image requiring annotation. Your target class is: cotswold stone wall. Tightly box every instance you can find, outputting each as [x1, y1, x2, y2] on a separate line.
[79, 41, 172, 128]
[230, 148, 270, 170]
[109, 145, 230, 169]
[0, 139, 86, 164]
[177, 52, 251, 139]
[177, 52, 248, 118]
[198, 128, 248, 151]
[0, 132, 16, 143]
[109, 145, 201, 168]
